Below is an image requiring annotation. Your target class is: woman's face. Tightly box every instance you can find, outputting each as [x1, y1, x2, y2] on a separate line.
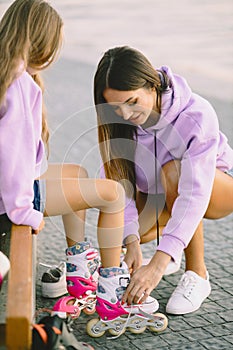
[103, 87, 158, 127]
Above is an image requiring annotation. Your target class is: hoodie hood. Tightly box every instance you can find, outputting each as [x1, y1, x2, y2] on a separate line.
[137, 66, 192, 135]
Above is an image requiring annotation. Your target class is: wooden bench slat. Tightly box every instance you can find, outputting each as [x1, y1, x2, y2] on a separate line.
[6, 224, 33, 350]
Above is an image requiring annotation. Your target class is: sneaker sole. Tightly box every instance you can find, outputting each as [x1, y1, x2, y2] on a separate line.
[41, 283, 68, 298]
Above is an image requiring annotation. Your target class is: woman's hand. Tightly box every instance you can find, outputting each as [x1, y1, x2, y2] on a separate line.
[122, 250, 171, 304]
[124, 237, 142, 274]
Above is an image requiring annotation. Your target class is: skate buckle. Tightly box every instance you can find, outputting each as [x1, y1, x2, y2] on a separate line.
[119, 277, 130, 288]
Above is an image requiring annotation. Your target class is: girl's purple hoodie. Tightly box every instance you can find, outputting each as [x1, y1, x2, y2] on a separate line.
[104, 66, 233, 262]
[0, 70, 45, 230]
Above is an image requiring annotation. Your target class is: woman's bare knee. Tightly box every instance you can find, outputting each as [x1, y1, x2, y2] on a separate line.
[161, 160, 180, 211]
[161, 160, 180, 190]
[205, 169, 233, 219]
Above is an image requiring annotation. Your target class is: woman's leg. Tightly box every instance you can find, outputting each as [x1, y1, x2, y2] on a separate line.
[42, 164, 125, 267]
[161, 162, 233, 278]
[205, 168, 233, 218]
[136, 192, 169, 244]
[161, 160, 207, 277]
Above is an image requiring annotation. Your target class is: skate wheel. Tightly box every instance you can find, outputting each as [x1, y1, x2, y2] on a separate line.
[86, 318, 105, 338]
[149, 313, 168, 332]
[128, 318, 146, 334]
[83, 304, 96, 315]
[108, 320, 126, 336]
[83, 297, 96, 315]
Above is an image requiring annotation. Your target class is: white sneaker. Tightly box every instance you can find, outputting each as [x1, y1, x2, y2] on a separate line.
[41, 261, 68, 298]
[166, 270, 211, 315]
[0, 251, 10, 287]
[142, 254, 182, 276]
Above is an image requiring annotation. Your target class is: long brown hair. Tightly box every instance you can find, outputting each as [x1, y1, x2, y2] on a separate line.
[0, 0, 63, 147]
[94, 46, 169, 197]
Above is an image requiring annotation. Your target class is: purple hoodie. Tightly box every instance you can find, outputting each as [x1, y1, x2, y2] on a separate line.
[103, 66, 233, 262]
[0, 70, 45, 230]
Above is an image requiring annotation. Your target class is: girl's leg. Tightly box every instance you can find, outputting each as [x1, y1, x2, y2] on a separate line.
[42, 164, 125, 267]
[41, 164, 86, 246]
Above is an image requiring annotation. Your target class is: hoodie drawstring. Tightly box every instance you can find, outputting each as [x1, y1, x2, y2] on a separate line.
[154, 130, 160, 246]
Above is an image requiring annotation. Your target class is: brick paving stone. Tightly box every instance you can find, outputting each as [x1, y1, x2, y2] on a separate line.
[204, 324, 232, 337]
[180, 327, 214, 342]
[165, 343, 208, 350]
[208, 288, 233, 302]
[130, 336, 168, 349]
[184, 315, 211, 328]
[201, 301, 228, 313]
[159, 332, 188, 346]
[199, 337, 233, 350]
[222, 334, 233, 346]
[201, 313, 227, 325]
[218, 311, 233, 323]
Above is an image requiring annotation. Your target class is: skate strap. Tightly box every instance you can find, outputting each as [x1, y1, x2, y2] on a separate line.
[66, 250, 99, 263]
[86, 251, 99, 260]
[119, 276, 130, 288]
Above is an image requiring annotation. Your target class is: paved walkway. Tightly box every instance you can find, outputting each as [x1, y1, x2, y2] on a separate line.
[0, 0, 233, 348]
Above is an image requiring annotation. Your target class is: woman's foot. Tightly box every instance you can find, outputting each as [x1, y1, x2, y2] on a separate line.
[166, 270, 211, 314]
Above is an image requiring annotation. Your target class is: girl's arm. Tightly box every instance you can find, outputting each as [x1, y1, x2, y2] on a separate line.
[0, 74, 43, 230]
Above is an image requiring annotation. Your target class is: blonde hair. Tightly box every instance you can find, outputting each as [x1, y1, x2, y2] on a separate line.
[0, 0, 63, 146]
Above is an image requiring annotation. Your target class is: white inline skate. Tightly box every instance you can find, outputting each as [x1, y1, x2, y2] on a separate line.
[53, 241, 100, 318]
[86, 261, 168, 338]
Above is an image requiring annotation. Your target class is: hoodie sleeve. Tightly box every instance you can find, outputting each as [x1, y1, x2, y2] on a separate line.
[99, 165, 140, 243]
[157, 129, 218, 262]
[0, 76, 43, 230]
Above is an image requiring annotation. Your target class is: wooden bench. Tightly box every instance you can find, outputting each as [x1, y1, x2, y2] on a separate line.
[0, 224, 36, 350]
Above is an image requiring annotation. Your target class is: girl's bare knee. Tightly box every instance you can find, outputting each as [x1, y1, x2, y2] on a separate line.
[77, 165, 88, 178]
[62, 164, 88, 178]
[99, 179, 125, 212]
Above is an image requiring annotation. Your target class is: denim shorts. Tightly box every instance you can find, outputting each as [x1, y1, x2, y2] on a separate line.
[0, 179, 46, 235]
[33, 179, 46, 213]
[225, 168, 233, 178]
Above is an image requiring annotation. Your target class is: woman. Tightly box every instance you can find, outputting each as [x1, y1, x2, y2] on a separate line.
[94, 45, 233, 315]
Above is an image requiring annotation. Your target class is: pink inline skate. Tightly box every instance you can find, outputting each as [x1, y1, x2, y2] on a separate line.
[52, 241, 99, 318]
[86, 262, 168, 338]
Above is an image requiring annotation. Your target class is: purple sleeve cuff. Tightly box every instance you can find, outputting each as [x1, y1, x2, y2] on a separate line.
[157, 234, 185, 263]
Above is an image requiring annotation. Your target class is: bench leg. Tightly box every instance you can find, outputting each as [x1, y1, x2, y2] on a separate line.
[6, 225, 33, 350]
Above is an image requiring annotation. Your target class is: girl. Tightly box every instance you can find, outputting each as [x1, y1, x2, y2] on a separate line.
[0, 0, 125, 268]
[0, 1, 166, 338]
[94, 45, 233, 315]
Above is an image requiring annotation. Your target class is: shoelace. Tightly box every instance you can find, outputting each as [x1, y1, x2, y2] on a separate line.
[39, 261, 65, 271]
[175, 274, 196, 296]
